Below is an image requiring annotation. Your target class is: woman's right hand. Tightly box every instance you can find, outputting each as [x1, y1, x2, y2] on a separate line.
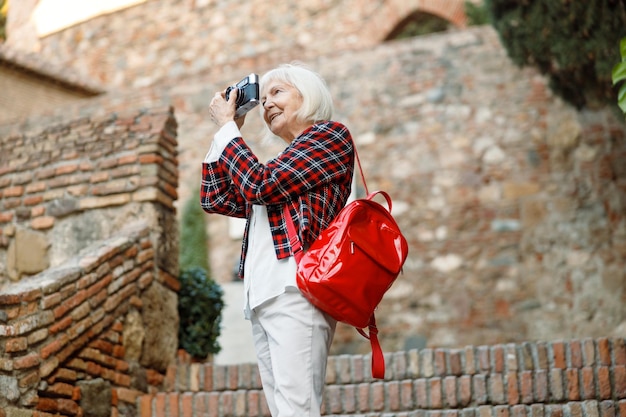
[209, 89, 242, 127]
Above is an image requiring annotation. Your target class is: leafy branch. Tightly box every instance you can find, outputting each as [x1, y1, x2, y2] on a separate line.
[612, 38, 626, 114]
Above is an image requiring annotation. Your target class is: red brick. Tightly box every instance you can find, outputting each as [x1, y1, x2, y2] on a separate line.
[358, 382, 370, 412]
[449, 350, 462, 375]
[48, 368, 77, 384]
[31, 205, 45, 217]
[598, 401, 615, 417]
[371, 381, 385, 411]
[5, 337, 28, 353]
[19, 370, 40, 388]
[581, 366, 595, 399]
[415, 378, 428, 408]
[139, 395, 152, 417]
[598, 338, 611, 366]
[507, 371, 519, 405]
[492, 345, 505, 372]
[23, 195, 44, 206]
[519, 371, 533, 404]
[549, 369, 564, 401]
[435, 349, 446, 376]
[444, 376, 457, 408]
[41, 292, 62, 309]
[535, 343, 549, 369]
[325, 385, 341, 414]
[459, 375, 472, 407]
[47, 382, 75, 397]
[536, 370, 550, 402]
[41, 336, 67, 359]
[565, 368, 580, 400]
[400, 379, 413, 410]
[31, 216, 55, 230]
[154, 393, 167, 417]
[221, 391, 234, 415]
[598, 366, 611, 400]
[614, 339, 626, 365]
[614, 365, 626, 398]
[551, 341, 566, 369]
[473, 374, 488, 405]
[37, 398, 59, 412]
[180, 392, 193, 417]
[57, 398, 81, 416]
[139, 154, 164, 165]
[490, 373, 505, 405]
[582, 339, 596, 366]
[26, 181, 46, 193]
[117, 387, 143, 404]
[618, 400, 626, 417]
[0, 211, 14, 223]
[569, 340, 583, 368]
[14, 352, 41, 369]
[4, 185, 24, 197]
[429, 377, 443, 408]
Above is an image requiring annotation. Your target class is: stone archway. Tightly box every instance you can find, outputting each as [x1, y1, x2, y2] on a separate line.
[368, 0, 469, 43]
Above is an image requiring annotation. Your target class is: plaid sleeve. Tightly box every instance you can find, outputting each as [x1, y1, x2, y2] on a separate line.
[221, 121, 354, 206]
[200, 160, 248, 218]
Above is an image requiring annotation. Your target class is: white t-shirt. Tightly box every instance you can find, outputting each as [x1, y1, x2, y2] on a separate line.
[204, 121, 297, 320]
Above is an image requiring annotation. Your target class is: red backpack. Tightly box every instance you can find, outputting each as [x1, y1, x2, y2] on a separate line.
[284, 149, 409, 379]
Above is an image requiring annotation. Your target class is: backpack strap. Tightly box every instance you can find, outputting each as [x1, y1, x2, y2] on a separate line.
[356, 315, 385, 379]
[284, 205, 303, 263]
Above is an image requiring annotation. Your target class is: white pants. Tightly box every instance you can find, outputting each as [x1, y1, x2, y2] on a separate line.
[250, 289, 336, 417]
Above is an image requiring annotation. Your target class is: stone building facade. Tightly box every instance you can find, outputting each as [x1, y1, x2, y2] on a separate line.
[1, 0, 625, 376]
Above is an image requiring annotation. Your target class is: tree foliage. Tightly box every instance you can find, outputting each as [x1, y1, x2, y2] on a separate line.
[179, 190, 210, 272]
[0, 0, 7, 41]
[485, 0, 626, 110]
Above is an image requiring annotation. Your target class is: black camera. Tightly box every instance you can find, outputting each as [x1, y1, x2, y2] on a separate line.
[225, 73, 260, 117]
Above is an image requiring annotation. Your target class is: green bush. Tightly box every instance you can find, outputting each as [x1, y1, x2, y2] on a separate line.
[177, 190, 223, 359]
[177, 266, 224, 359]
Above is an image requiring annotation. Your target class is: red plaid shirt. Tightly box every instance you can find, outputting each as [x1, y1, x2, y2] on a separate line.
[200, 121, 354, 279]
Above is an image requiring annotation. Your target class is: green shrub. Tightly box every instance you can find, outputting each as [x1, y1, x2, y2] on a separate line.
[177, 190, 223, 359]
[177, 266, 224, 359]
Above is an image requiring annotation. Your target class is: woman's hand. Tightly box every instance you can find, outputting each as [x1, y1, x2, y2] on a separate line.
[209, 89, 245, 128]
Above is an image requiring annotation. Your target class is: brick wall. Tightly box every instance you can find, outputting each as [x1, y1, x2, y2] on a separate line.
[139, 338, 626, 417]
[0, 107, 181, 415]
[0, 223, 167, 415]
[0, 107, 179, 285]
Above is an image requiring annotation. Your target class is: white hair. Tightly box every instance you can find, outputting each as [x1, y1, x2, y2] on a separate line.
[259, 62, 334, 124]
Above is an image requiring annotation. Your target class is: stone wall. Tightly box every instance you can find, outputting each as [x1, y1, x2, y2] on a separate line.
[141, 337, 626, 417]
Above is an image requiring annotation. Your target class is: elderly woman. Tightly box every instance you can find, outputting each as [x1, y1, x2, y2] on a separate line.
[201, 63, 355, 416]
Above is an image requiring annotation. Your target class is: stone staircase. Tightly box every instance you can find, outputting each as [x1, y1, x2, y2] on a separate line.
[137, 338, 626, 417]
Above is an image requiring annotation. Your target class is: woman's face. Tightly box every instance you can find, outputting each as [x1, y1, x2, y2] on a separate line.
[262, 79, 308, 143]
